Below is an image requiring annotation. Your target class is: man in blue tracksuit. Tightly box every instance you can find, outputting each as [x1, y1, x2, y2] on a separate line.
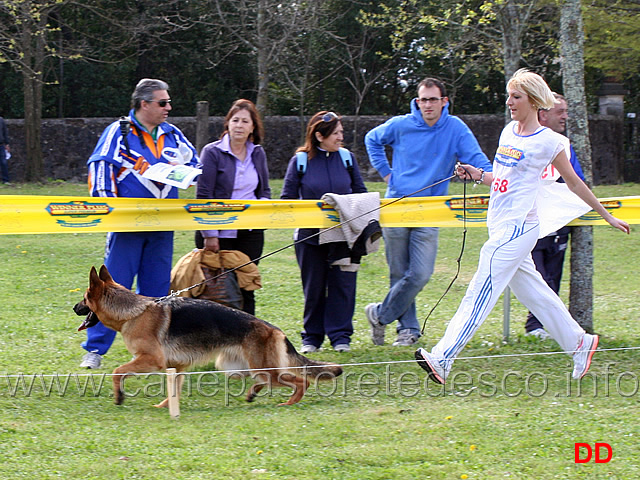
[364, 77, 493, 347]
[80, 78, 199, 369]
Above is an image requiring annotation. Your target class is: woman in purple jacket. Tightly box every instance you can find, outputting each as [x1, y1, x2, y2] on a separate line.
[281, 111, 367, 353]
[196, 99, 271, 315]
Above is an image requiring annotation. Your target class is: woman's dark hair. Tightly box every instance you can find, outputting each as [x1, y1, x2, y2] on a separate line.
[296, 111, 341, 160]
[221, 99, 265, 145]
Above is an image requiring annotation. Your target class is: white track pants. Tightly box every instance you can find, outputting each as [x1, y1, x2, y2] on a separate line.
[431, 221, 585, 369]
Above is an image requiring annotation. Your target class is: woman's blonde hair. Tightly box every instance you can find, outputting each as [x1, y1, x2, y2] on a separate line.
[507, 69, 555, 110]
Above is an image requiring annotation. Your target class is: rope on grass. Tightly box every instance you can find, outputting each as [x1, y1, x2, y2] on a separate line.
[2, 345, 640, 378]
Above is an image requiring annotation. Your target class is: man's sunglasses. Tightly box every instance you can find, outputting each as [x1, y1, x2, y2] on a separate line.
[146, 99, 172, 107]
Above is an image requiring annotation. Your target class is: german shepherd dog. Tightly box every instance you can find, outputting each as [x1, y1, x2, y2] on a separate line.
[73, 265, 342, 407]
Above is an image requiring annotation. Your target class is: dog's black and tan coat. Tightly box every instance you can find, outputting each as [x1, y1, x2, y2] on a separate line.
[74, 265, 342, 407]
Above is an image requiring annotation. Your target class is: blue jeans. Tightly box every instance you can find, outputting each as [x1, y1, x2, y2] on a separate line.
[377, 227, 439, 336]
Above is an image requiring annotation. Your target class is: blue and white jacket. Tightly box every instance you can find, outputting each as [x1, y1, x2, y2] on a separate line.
[87, 110, 199, 199]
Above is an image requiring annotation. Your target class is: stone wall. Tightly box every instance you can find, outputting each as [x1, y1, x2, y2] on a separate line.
[3, 114, 624, 184]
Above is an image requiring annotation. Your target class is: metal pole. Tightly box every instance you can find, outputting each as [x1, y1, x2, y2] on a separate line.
[503, 286, 511, 342]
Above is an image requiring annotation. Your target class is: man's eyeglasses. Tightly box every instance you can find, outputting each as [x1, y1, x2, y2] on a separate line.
[147, 99, 172, 107]
[418, 97, 443, 104]
[322, 112, 339, 122]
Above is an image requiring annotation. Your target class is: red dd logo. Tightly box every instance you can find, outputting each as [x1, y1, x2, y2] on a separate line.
[574, 443, 613, 463]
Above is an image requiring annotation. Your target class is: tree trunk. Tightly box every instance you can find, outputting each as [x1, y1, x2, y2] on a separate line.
[255, 0, 269, 116]
[568, 226, 594, 332]
[23, 74, 43, 182]
[501, 19, 522, 83]
[561, 0, 594, 332]
[22, 15, 45, 183]
[499, 1, 533, 120]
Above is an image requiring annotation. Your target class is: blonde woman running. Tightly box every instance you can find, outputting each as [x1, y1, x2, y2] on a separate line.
[416, 69, 630, 384]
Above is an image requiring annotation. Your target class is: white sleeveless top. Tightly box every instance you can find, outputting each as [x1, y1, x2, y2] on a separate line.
[487, 121, 566, 230]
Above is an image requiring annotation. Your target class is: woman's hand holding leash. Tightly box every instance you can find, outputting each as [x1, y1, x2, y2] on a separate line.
[455, 163, 489, 185]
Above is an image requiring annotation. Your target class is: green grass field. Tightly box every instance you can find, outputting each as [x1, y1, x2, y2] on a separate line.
[1, 181, 639, 479]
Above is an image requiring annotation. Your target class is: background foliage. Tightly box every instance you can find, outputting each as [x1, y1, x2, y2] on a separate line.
[1, 0, 639, 120]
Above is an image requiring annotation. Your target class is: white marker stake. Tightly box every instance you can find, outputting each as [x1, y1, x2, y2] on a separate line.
[166, 368, 180, 419]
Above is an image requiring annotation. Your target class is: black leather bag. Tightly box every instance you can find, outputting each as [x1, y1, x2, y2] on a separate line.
[197, 265, 244, 310]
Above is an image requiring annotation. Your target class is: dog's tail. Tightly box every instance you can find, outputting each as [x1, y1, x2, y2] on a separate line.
[286, 338, 343, 379]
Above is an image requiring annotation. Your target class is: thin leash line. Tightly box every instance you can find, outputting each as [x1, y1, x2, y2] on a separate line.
[164, 171, 458, 299]
[4, 346, 640, 378]
[420, 167, 470, 335]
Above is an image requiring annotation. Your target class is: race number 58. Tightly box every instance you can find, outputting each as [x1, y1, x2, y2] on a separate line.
[493, 177, 509, 193]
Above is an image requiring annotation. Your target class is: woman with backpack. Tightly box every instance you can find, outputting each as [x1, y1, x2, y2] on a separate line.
[281, 111, 367, 353]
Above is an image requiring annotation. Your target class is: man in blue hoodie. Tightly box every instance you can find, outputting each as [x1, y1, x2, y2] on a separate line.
[364, 77, 492, 347]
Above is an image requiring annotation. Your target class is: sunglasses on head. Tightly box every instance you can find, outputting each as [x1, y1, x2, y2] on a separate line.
[322, 112, 338, 122]
[147, 99, 172, 107]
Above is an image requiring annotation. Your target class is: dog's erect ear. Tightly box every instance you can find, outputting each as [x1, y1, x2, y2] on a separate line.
[98, 264, 114, 283]
[89, 266, 101, 287]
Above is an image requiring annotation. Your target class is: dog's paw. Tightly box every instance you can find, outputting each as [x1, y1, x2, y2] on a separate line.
[114, 390, 125, 405]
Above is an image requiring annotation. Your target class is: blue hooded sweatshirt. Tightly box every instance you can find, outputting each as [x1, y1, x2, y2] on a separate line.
[365, 99, 492, 198]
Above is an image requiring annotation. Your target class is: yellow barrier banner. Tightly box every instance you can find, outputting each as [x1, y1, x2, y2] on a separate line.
[1, 194, 639, 235]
